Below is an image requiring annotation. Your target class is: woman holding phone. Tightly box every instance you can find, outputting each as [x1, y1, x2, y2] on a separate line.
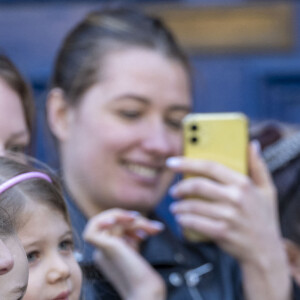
[47, 7, 294, 300]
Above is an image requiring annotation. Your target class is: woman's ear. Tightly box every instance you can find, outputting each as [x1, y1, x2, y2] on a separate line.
[46, 88, 71, 142]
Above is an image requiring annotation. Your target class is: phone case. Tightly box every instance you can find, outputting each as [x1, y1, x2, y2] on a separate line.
[182, 112, 248, 242]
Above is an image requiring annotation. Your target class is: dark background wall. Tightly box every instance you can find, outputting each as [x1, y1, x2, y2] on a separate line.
[1, 0, 299, 229]
[1, 0, 300, 163]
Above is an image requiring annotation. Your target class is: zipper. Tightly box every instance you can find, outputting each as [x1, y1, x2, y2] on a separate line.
[184, 263, 213, 300]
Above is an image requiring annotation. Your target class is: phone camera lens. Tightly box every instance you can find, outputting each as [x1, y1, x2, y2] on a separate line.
[190, 137, 198, 143]
[190, 124, 198, 131]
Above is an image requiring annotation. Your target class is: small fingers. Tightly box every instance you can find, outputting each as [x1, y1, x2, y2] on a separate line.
[83, 208, 165, 248]
[130, 218, 165, 235]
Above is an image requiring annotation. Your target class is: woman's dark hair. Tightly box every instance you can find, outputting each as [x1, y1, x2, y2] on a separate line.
[51, 7, 190, 105]
[0, 55, 34, 133]
[0, 156, 69, 230]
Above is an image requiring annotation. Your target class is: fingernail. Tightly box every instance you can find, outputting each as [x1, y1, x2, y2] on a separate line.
[175, 214, 183, 223]
[166, 157, 182, 167]
[151, 221, 165, 230]
[129, 211, 140, 217]
[102, 217, 116, 225]
[169, 202, 177, 213]
[135, 229, 148, 239]
[252, 139, 261, 154]
[168, 185, 177, 196]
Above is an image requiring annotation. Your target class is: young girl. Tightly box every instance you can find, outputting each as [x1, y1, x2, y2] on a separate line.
[0, 206, 28, 300]
[0, 155, 166, 300]
[0, 156, 82, 300]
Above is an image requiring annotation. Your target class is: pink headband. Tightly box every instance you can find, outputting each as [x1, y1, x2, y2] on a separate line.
[0, 172, 52, 194]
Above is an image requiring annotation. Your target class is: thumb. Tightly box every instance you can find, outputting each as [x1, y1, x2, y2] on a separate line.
[248, 140, 273, 189]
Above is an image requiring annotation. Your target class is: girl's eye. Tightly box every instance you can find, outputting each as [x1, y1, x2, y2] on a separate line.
[59, 239, 74, 252]
[7, 144, 26, 153]
[27, 251, 40, 264]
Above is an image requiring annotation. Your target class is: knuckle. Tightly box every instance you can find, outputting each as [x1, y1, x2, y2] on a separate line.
[206, 161, 219, 176]
[239, 177, 252, 191]
[213, 222, 229, 241]
[188, 179, 203, 196]
[107, 208, 123, 215]
[222, 207, 237, 222]
[228, 188, 243, 207]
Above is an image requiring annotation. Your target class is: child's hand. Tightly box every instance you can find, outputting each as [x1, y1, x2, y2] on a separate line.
[83, 208, 164, 251]
[83, 209, 166, 300]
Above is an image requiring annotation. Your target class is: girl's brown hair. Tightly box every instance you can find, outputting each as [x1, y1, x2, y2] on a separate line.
[0, 156, 69, 230]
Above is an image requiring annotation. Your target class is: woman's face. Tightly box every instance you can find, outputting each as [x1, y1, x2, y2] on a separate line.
[0, 78, 30, 155]
[0, 235, 29, 300]
[19, 203, 82, 300]
[56, 48, 191, 214]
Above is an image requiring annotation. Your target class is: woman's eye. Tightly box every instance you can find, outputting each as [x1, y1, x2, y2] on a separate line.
[59, 239, 74, 252]
[27, 251, 40, 264]
[119, 110, 142, 119]
[166, 119, 183, 130]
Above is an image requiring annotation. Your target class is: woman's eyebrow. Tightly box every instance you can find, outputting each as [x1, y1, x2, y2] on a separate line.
[113, 95, 192, 113]
[113, 94, 150, 104]
[168, 105, 192, 113]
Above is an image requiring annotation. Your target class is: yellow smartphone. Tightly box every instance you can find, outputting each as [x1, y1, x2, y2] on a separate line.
[182, 112, 249, 242]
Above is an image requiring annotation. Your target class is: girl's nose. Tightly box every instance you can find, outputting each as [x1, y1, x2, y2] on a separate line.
[46, 253, 71, 284]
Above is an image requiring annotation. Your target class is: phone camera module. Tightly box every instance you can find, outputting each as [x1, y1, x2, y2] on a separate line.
[190, 124, 198, 131]
[190, 137, 198, 144]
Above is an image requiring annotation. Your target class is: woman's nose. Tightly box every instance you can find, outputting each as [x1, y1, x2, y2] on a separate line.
[142, 122, 174, 157]
[0, 239, 14, 275]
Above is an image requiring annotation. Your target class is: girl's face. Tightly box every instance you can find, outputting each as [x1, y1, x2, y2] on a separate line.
[0, 78, 30, 155]
[0, 235, 29, 300]
[57, 48, 191, 214]
[18, 203, 82, 300]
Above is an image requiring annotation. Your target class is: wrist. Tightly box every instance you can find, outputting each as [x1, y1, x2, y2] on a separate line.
[127, 272, 166, 300]
[127, 282, 166, 300]
[240, 242, 292, 300]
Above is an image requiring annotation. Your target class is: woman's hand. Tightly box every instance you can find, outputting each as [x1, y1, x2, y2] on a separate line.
[83, 209, 166, 300]
[167, 142, 291, 300]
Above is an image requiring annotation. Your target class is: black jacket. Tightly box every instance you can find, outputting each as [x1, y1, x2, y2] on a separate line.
[66, 194, 244, 300]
